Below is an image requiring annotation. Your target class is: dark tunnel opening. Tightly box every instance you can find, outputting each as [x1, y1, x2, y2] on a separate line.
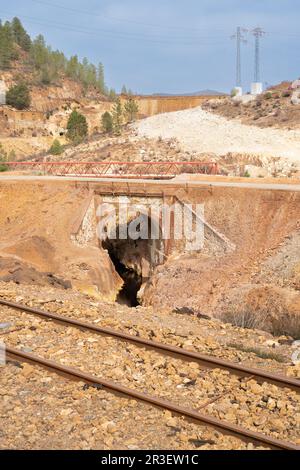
[102, 239, 142, 307]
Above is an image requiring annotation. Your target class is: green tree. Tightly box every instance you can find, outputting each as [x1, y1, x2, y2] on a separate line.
[66, 55, 79, 80]
[97, 62, 105, 94]
[66, 110, 88, 144]
[112, 98, 123, 135]
[124, 96, 139, 122]
[101, 111, 113, 133]
[0, 143, 8, 172]
[30, 34, 48, 70]
[11, 17, 31, 51]
[0, 21, 16, 69]
[48, 139, 64, 155]
[40, 67, 51, 85]
[6, 83, 31, 109]
[85, 63, 97, 87]
[0, 16, 109, 92]
[121, 85, 128, 95]
[108, 88, 117, 102]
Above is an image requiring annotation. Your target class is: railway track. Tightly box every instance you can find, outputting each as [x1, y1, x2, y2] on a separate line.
[1, 298, 299, 451]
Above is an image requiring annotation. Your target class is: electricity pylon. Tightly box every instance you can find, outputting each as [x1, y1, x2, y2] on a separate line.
[251, 27, 266, 82]
[231, 27, 248, 87]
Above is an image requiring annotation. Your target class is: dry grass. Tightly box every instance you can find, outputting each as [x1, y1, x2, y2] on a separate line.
[221, 307, 300, 339]
[220, 308, 269, 331]
[227, 342, 287, 363]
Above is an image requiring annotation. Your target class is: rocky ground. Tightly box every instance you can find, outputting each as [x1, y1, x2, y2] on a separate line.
[25, 126, 299, 179]
[203, 82, 300, 130]
[133, 107, 300, 173]
[0, 282, 299, 449]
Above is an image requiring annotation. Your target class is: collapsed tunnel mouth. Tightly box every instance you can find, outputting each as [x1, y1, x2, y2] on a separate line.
[102, 239, 142, 307]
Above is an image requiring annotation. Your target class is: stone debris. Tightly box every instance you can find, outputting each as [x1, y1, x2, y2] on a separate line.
[0, 322, 12, 329]
[0, 281, 299, 449]
[134, 106, 300, 168]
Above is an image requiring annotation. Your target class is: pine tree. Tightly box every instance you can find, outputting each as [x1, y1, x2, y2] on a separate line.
[0, 143, 8, 172]
[30, 34, 48, 69]
[121, 85, 128, 95]
[6, 83, 31, 110]
[97, 62, 105, 94]
[101, 111, 113, 133]
[109, 88, 117, 102]
[48, 139, 64, 155]
[124, 96, 139, 122]
[86, 63, 97, 87]
[66, 110, 88, 144]
[0, 21, 16, 69]
[66, 55, 79, 80]
[11, 17, 31, 51]
[112, 98, 123, 135]
[0, 17, 109, 92]
[40, 67, 51, 85]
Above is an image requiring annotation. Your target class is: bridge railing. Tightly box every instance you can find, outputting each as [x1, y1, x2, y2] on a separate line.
[5, 161, 219, 179]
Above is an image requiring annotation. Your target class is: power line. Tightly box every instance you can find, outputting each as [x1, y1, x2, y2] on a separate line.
[29, 0, 228, 35]
[0, 9, 227, 45]
[231, 27, 247, 87]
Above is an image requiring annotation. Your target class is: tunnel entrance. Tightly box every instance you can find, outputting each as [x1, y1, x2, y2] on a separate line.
[99, 207, 164, 308]
[103, 239, 142, 307]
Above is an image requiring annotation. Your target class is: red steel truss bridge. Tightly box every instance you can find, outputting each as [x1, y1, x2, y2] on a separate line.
[5, 161, 220, 179]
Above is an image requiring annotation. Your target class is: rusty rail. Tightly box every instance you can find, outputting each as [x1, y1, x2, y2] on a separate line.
[1, 299, 299, 391]
[5, 161, 220, 178]
[5, 346, 299, 450]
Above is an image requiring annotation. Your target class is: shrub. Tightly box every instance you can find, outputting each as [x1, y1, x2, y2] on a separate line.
[66, 110, 88, 144]
[0, 163, 8, 172]
[244, 170, 251, 177]
[48, 139, 63, 155]
[221, 308, 268, 330]
[221, 307, 300, 339]
[112, 98, 123, 135]
[264, 92, 273, 100]
[124, 96, 139, 122]
[6, 83, 31, 110]
[101, 111, 113, 133]
[0, 143, 8, 172]
[8, 149, 16, 160]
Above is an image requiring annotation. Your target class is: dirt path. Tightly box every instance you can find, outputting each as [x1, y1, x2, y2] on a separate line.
[134, 107, 300, 167]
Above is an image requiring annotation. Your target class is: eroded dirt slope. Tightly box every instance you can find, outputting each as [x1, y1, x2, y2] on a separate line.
[203, 82, 300, 130]
[0, 180, 120, 300]
[144, 186, 300, 337]
[0, 180, 299, 337]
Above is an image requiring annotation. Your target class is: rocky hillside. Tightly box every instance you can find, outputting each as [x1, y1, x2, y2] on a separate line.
[203, 81, 300, 130]
[0, 17, 113, 157]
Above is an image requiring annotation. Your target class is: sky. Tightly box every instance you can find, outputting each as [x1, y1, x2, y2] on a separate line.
[1, 0, 300, 94]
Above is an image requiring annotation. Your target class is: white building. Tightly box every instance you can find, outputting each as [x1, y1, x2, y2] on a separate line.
[251, 82, 263, 96]
[291, 79, 300, 105]
[291, 79, 300, 90]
